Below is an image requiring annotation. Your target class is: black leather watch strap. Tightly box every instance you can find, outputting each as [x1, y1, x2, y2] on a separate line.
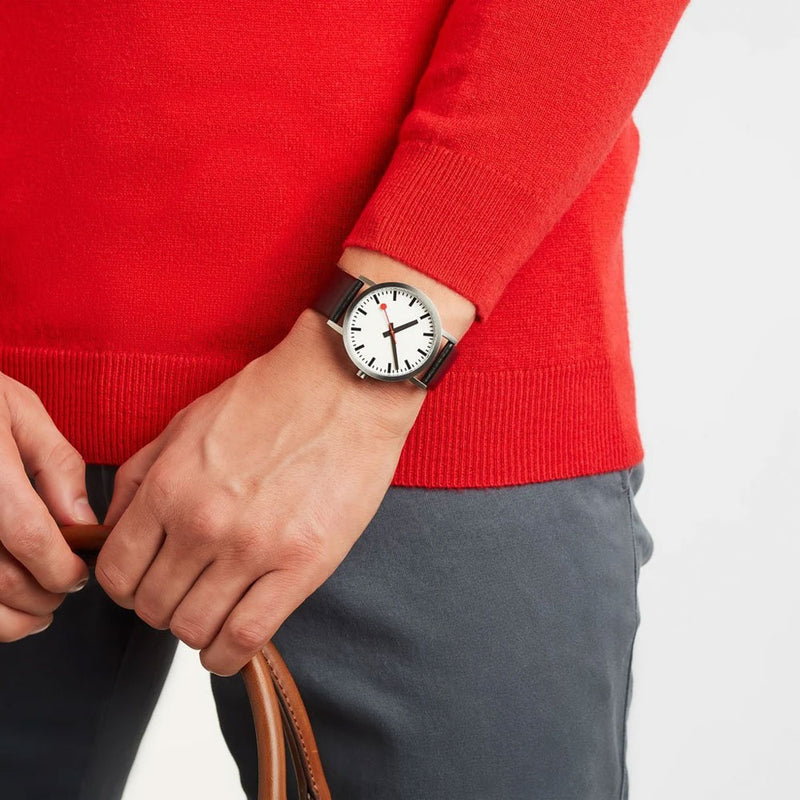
[312, 266, 364, 325]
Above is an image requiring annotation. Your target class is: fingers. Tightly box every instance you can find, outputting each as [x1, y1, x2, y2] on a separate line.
[0, 424, 89, 594]
[95, 466, 168, 609]
[96, 435, 169, 610]
[0, 545, 67, 617]
[0, 603, 53, 643]
[3, 377, 96, 526]
[131, 532, 215, 630]
[169, 560, 259, 651]
[199, 568, 308, 676]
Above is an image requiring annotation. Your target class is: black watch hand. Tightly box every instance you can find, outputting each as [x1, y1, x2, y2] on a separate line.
[382, 319, 419, 337]
[380, 304, 400, 371]
[387, 324, 399, 371]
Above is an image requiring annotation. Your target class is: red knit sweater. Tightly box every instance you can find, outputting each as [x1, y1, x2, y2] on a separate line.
[0, 1, 688, 487]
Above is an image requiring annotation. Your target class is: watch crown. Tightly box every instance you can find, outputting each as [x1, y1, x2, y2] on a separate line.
[356, 370, 367, 380]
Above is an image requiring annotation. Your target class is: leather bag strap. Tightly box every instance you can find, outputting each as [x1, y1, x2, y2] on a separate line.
[59, 523, 332, 800]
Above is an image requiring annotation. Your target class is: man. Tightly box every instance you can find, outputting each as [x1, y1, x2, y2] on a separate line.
[0, 1, 687, 797]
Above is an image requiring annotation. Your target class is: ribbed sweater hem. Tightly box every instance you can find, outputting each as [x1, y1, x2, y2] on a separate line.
[1, 344, 643, 488]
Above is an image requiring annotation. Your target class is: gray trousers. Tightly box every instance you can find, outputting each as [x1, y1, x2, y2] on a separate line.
[0, 462, 651, 799]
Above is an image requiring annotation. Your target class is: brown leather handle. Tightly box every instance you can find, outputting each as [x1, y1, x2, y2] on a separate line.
[59, 524, 332, 800]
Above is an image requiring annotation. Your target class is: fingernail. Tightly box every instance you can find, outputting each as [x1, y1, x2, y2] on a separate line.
[32, 620, 52, 634]
[69, 577, 89, 593]
[73, 497, 96, 524]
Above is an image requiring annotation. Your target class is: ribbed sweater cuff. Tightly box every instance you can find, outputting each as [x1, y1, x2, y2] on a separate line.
[342, 138, 548, 322]
[1, 345, 643, 487]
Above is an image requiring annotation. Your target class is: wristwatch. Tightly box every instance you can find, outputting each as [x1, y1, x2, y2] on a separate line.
[311, 265, 459, 390]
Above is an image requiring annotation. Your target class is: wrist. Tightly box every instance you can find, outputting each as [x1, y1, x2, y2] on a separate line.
[286, 306, 426, 437]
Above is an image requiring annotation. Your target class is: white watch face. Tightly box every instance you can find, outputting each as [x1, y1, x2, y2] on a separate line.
[341, 282, 442, 381]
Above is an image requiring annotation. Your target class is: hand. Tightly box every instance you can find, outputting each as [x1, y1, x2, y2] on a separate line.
[0, 373, 95, 643]
[95, 308, 426, 676]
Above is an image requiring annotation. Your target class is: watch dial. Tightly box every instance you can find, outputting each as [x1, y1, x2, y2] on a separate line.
[343, 285, 439, 379]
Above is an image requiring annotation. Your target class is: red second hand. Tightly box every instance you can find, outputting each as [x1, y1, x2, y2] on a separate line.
[380, 303, 396, 339]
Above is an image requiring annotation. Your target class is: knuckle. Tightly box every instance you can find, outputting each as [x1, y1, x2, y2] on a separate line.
[133, 598, 167, 629]
[3, 381, 44, 425]
[8, 519, 50, 561]
[94, 556, 134, 602]
[199, 651, 241, 677]
[0, 562, 24, 599]
[286, 520, 327, 565]
[170, 615, 213, 650]
[4, 517, 76, 593]
[227, 616, 267, 652]
[144, 463, 180, 512]
[181, 500, 225, 545]
[7, 376, 41, 406]
[43, 440, 85, 476]
[169, 406, 191, 430]
[113, 461, 136, 490]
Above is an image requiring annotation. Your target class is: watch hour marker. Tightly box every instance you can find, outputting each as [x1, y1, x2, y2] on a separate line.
[419, 312, 430, 319]
[417, 348, 427, 356]
[368, 356, 376, 366]
[423, 332, 434, 337]
[351, 326, 361, 332]
[354, 344, 365, 351]
[373, 294, 380, 304]
[387, 362, 392, 373]
[408, 297, 416, 307]
[358, 308, 367, 315]
[393, 290, 397, 301]
[404, 359, 411, 370]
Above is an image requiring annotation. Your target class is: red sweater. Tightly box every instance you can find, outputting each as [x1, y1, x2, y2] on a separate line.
[0, 1, 688, 487]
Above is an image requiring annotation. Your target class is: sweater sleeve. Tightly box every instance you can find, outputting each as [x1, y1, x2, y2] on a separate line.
[341, 0, 690, 322]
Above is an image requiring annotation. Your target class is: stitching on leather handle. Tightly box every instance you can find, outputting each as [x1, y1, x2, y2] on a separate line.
[266, 656, 320, 796]
[278, 700, 310, 799]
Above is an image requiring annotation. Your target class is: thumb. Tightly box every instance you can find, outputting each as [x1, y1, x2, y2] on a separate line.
[102, 406, 188, 527]
[102, 435, 165, 528]
[5, 378, 97, 526]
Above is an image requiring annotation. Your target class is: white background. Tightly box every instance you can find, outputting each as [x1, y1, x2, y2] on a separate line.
[124, 2, 800, 797]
